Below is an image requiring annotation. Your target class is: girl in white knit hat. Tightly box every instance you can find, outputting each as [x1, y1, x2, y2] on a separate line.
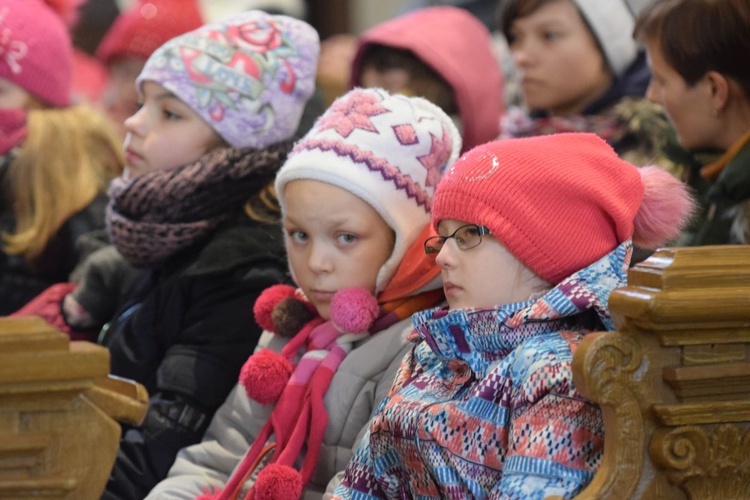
[146, 87, 461, 500]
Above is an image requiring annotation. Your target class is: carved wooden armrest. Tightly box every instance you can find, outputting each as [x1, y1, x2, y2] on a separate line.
[563, 246, 750, 500]
[0, 316, 150, 498]
[85, 375, 149, 426]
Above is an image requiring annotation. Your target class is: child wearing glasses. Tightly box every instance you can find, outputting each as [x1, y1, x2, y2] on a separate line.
[331, 133, 695, 499]
[145, 87, 461, 499]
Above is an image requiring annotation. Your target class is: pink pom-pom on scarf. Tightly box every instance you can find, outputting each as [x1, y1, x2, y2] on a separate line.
[253, 284, 297, 332]
[240, 349, 294, 405]
[254, 464, 303, 500]
[329, 287, 379, 333]
[633, 166, 697, 249]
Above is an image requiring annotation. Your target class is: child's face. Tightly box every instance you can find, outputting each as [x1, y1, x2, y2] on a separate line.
[643, 38, 719, 150]
[283, 180, 395, 320]
[0, 77, 32, 109]
[434, 218, 548, 310]
[507, 0, 612, 116]
[122, 81, 223, 179]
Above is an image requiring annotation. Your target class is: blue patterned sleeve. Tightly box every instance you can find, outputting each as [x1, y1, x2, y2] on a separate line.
[330, 427, 387, 500]
[490, 334, 604, 499]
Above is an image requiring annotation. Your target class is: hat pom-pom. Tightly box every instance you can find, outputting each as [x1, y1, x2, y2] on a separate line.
[272, 297, 315, 337]
[254, 464, 303, 500]
[240, 349, 294, 405]
[632, 166, 697, 249]
[330, 287, 379, 333]
[254, 285, 297, 332]
[195, 487, 221, 500]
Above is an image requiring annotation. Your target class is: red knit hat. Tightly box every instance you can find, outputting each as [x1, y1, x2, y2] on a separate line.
[432, 133, 695, 284]
[95, 0, 203, 65]
[0, 0, 73, 107]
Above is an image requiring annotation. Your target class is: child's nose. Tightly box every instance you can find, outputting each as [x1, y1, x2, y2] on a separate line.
[511, 39, 535, 68]
[308, 244, 333, 274]
[123, 106, 146, 137]
[435, 240, 459, 268]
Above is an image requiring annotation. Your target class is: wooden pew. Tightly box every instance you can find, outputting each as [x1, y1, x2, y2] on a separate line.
[569, 245, 750, 499]
[0, 317, 148, 499]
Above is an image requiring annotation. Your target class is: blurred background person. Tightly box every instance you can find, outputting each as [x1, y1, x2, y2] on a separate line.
[349, 5, 504, 152]
[636, 0, 750, 245]
[498, 0, 685, 177]
[0, 0, 122, 315]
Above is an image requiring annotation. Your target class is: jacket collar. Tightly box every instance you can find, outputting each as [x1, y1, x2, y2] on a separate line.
[412, 241, 631, 375]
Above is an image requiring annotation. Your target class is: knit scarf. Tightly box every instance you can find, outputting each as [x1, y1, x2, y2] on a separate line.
[204, 226, 445, 500]
[500, 105, 629, 145]
[107, 143, 290, 268]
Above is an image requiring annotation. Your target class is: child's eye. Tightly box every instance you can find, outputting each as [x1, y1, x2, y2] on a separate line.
[288, 230, 308, 243]
[543, 31, 561, 42]
[337, 233, 358, 245]
[163, 109, 181, 120]
[507, 31, 521, 46]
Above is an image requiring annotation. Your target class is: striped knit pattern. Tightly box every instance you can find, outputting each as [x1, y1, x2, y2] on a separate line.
[332, 241, 631, 499]
[107, 143, 289, 268]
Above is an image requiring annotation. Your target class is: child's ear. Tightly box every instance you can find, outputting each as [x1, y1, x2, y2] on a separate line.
[705, 70, 730, 112]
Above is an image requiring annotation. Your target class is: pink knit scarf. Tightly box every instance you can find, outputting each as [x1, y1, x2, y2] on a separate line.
[200, 284, 444, 500]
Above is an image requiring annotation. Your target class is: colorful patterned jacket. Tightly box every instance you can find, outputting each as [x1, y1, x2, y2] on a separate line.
[331, 242, 632, 499]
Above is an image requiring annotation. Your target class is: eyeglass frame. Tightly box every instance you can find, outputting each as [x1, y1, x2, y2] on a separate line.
[424, 224, 491, 260]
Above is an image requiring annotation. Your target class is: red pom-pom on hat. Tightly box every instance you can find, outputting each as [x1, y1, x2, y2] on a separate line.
[255, 464, 303, 500]
[253, 285, 297, 333]
[240, 349, 294, 405]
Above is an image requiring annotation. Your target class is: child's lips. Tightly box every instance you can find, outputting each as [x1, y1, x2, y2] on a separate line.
[443, 281, 461, 296]
[124, 148, 143, 165]
[310, 289, 335, 302]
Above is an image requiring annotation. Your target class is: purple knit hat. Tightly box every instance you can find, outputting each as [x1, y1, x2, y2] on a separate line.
[136, 10, 319, 149]
[0, 0, 73, 107]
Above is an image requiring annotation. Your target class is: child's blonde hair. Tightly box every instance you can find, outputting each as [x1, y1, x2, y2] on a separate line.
[3, 105, 123, 263]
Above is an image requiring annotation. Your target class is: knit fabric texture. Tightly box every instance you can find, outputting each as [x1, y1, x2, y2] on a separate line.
[96, 0, 204, 65]
[136, 10, 319, 149]
[0, 0, 72, 107]
[572, 0, 647, 77]
[332, 241, 632, 499]
[432, 133, 644, 284]
[276, 87, 462, 293]
[107, 143, 290, 268]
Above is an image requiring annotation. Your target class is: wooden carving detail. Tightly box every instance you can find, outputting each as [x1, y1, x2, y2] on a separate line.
[0, 317, 147, 499]
[650, 424, 750, 499]
[572, 331, 647, 499]
[568, 245, 750, 500]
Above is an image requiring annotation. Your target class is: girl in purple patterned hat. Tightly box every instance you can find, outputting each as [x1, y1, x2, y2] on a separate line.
[89, 11, 321, 499]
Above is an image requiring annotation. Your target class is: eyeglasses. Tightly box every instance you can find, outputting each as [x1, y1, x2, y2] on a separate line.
[424, 224, 491, 261]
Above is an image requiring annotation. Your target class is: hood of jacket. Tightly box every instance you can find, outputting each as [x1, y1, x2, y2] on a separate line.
[350, 6, 504, 152]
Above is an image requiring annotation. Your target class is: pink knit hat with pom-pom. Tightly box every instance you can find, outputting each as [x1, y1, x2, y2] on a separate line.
[432, 133, 696, 284]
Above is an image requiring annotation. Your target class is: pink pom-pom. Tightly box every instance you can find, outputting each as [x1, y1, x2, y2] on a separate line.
[633, 166, 697, 249]
[239, 349, 294, 405]
[195, 489, 220, 500]
[254, 285, 297, 332]
[329, 287, 379, 333]
[254, 464, 303, 500]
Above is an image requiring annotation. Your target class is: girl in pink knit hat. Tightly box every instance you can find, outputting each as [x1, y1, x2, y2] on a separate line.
[332, 132, 695, 499]
[0, 0, 123, 314]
